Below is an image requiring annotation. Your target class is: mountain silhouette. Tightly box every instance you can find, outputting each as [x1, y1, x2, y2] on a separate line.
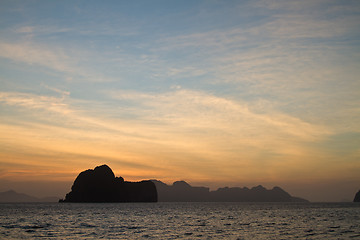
[0, 190, 59, 202]
[152, 180, 308, 202]
[354, 190, 360, 202]
[60, 165, 157, 202]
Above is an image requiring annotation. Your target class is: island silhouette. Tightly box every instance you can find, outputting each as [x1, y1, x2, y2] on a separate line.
[152, 180, 307, 202]
[0, 190, 58, 202]
[59, 165, 308, 203]
[60, 165, 157, 202]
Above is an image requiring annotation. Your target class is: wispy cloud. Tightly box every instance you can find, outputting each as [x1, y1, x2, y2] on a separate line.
[0, 91, 72, 115]
[0, 89, 333, 183]
[0, 0, 359, 199]
[0, 91, 170, 181]
[0, 42, 76, 74]
[41, 84, 70, 98]
[14, 25, 73, 34]
[110, 88, 331, 140]
[0, 41, 117, 83]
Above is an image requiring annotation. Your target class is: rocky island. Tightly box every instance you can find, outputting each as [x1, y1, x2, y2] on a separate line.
[60, 165, 157, 202]
[152, 180, 308, 202]
[60, 164, 307, 203]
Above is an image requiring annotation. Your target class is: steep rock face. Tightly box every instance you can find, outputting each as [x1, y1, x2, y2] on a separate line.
[354, 190, 360, 202]
[61, 165, 157, 202]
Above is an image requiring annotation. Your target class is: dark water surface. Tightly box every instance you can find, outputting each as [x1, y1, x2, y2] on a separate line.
[1, 202, 359, 239]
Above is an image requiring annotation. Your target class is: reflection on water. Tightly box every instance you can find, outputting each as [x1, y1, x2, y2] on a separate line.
[1, 202, 360, 239]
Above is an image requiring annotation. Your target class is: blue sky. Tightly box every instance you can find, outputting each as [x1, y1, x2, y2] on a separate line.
[0, 0, 359, 201]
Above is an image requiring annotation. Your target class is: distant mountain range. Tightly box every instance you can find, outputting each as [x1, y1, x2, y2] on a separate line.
[0, 190, 59, 202]
[152, 180, 308, 202]
[1, 164, 310, 203]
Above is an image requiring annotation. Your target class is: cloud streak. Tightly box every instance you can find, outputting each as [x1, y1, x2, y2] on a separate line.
[0, 41, 118, 83]
[0, 88, 333, 184]
[111, 89, 331, 140]
[0, 42, 74, 74]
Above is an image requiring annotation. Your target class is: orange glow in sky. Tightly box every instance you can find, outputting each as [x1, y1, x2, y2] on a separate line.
[0, 1, 359, 202]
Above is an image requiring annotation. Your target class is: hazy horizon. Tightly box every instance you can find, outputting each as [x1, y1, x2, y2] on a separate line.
[0, 1, 359, 203]
[0, 172, 358, 202]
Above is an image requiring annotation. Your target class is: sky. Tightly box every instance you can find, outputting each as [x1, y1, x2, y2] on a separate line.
[0, 0, 359, 202]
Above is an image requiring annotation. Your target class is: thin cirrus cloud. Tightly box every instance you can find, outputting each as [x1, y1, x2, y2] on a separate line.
[0, 41, 116, 83]
[14, 25, 73, 34]
[0, 42, 74, 74]
[109, 89, 331, 140]
[0, 91, 72, 118]
[0, 0, 359, 200]
[0, 91, 170, 181]
[1, 89, 330, 142]
[0, 88, 332, 182]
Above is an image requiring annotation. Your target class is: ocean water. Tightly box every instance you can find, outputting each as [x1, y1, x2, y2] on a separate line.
[0, 202, 359, 239]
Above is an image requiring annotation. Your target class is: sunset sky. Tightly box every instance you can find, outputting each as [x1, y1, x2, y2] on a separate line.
[0, 0, 359, 202]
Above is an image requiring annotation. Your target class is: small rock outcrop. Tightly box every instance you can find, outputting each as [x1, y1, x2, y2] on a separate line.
[60, 165, 157, 202]
[354, 190, 360, 202]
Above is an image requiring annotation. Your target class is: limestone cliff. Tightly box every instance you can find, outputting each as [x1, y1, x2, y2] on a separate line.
[60, 165, 157, 202]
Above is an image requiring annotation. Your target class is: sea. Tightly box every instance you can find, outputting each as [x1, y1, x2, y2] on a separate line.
[0, 202, 359, 239]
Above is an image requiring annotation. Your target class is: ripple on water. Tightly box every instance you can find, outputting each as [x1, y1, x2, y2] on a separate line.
[0, 202, 360, 239]
[79, 223, 96, 228]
